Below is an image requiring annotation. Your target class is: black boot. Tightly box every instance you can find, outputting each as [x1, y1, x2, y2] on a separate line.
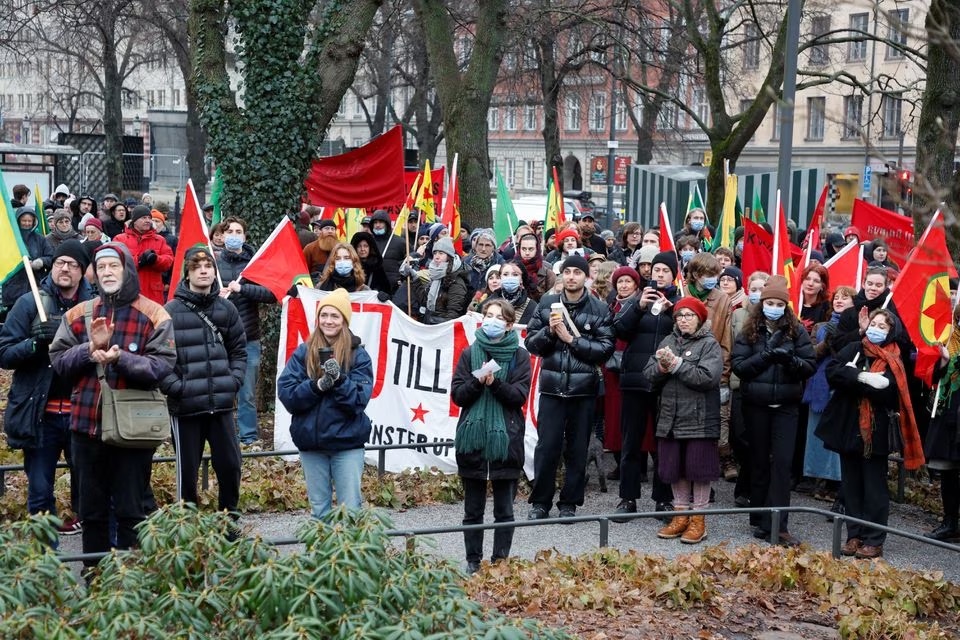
[925, 519, 960, 542]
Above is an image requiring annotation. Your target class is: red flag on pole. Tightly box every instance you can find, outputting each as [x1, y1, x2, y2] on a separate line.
[890, 211, 958, 386]
[740, 217, 773, 280]
[822, 240, 865, 292]
[239, 218, 313, 301]
[802, 184, 827, 253]
[850, 198, 915, 266]
[658, 202, 685, 294]
[303, 126, 405, 209]
[168, 179, 217, 301]
[441, 154, 462, 253]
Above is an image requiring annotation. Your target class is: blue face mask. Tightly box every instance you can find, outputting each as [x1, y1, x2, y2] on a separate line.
[334, 259, 353, 276]
[224, 235, 244, 251]
[690, 220, 705, 232]
[481, 317, 506, 340]
[865, 327, 888, 344]
[500, 275, 521, 293]
[762, 304, 785, 321]
[736, 242, 744, 252]
[701, 276, 718, 290]
[748, 291, 761, 305]
[373, 227, 386, 236]
[680, 250, 695, 263]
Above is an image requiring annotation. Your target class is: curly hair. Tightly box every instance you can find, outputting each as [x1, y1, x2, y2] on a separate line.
[740, 299, 803, 344]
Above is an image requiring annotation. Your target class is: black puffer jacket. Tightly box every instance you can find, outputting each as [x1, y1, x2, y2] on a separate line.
[216, 244, 277, 340]
[525, 290, 615, 397]
[732, 322, 816, 405]
[612, 285, 681, 391]
[161, 282, 247, 416]
[451, 345, 531, 480]
[371, 210, 416, 294]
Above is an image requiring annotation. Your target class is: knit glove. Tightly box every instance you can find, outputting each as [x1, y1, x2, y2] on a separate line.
[138, 250, 158, 267]
[316, 358, 341, 392]
[31, 317, 61, 345]
[857, 371, 889, 389]
[30, 258, 44, 270]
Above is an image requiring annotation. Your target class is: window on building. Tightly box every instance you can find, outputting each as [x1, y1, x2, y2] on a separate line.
[26, 94, 32, 109]
[693, 87, 709, 126]
[17, 94, 24, 109]
[503, 52, 516, 71]
[744, 22, 760, 69]
[456, 36, 472, 66]
[504, 107, 517, 131]
[843, 94, 863, 139]
[36, 93, 43, 109]
[657, 103, 676, 131]
[354, 96, 364, 116]
[147, 90, 155, 108]
[771, 102, 781, 140]
[488, 106, 499, 131]
[807, 97, 825, 140]
[158, 90, 165, 107]
[589, 93, 606, 131]
[174, 89, 181, 107]
[615, 92, 628, 131]
[564, 94, 581, 130]
[882, 93, 902, 138]
[886, 9, 908, 59]
[524, 159, 536, 188]
[809, 16, 831, 65]
[848, 13, 868, 61]
[524, 105, 537, 131]
[505, 158, 516, 186]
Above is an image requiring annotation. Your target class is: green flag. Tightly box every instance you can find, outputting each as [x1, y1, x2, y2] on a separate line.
[210, 167, 224, 226]
[0, 166, 29, 284]
[493, 169, 519, 245]
[750, 191, 766, 224]
[686, 183, 705, 214]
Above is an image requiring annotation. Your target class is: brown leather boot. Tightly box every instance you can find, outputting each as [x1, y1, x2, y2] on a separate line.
[657, 512, 690, 539]
[681, 515, 707, 544]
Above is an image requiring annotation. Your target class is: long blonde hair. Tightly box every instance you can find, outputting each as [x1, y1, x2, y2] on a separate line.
[317, 242, 366, 287]
[304, 306, 353, 379]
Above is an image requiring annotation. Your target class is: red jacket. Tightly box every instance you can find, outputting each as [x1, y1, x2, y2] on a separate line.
[112, 229, 174, 304]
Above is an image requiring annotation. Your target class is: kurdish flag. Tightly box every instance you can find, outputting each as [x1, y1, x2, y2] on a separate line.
[0, 167, 28, 284]
[441, 154, 462, 253]
[416, 159, 436, 223]
[713, 174, 738, 251]
[33, 184, 49, 235]
[544, 166, 566, 232]
[750, 191, 767, 223]
[395, 174, 422, 237]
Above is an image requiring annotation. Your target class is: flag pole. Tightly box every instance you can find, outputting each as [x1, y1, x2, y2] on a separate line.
[406, 213, 413, 317]
[23, 256, 47, 323]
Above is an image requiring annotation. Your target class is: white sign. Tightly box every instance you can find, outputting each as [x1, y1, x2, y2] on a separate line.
[275, 288, 541, 477]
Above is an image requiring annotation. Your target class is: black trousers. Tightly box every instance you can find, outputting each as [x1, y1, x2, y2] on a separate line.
[462, 477, 518, 563]
[840, 453, 890, 546]
[71, 433, 154, 566]
[746, 403, 797, 532]
[730, 390, 752, 499]
[619, 390, 671, 503]
[942, 469, 960, 523]
[530, 395, 594, 508]
[172, 412, 242, 513]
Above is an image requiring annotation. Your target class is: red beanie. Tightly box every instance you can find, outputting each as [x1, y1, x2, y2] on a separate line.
[555, 227, 581, 246]
[673, 296, 708, 324]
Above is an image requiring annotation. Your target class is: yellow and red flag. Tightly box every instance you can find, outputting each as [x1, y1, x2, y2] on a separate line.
[658, 202, 686, 294]
[333, 207, 347, 241]
[891, 210, 958, 386]
[544, 166, 566, 232]
[441, 154, 462, 253]
[415, 159, 436, 223]
[395, 173, 422, 237]
[772, 190, 795, 297]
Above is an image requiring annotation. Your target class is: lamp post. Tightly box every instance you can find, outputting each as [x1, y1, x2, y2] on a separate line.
[133, 114, 142, 136]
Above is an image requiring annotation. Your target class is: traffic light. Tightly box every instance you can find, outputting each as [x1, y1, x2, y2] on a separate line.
[899, 170, 912, 201]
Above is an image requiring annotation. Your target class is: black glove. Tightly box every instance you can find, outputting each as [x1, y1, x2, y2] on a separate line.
[769, 347, 792, 363]
[138, 250, 158, 267]
[31, 317, 61, 345]
[376, 290, 391, 302]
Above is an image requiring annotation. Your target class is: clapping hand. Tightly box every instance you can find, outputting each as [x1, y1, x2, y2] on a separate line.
[89, 317, 114, 352]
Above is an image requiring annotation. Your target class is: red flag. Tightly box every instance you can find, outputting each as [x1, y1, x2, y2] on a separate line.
[802, 184, 827, 252]
[740, 217, 773, 279]
[850, 198, 915, 266]
[304, 125, 405, 208]
[822, 240, 865, 292]
[239, 218, 313, 301]
[890, 211, 958, 386]
[441, 154, 462, 253]
[658, 203, 685, 293]
[168, 179, 216, 302]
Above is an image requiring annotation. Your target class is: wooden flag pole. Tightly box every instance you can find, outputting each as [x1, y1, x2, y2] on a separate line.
[24, 256, 47, 323]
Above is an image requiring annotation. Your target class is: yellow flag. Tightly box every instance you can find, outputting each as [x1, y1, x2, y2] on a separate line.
[416, 160, 436, 223]
[0, 167, 29, 284]
[396, 174, 422, 237]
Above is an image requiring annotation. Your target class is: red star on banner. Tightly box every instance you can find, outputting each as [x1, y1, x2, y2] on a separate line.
[922, 280, 952, 340]
[410, 403, 429, 423]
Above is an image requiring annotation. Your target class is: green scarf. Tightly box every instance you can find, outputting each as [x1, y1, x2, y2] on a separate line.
[688, 281, 710, 301]
[455, 328, 519, 462]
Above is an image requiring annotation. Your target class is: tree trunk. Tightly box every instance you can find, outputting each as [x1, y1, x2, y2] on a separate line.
[413, 0, 508, 230]
[101, 7, 124, 195]
[537, 32, 563, 186]
[915, 0, 960, 248]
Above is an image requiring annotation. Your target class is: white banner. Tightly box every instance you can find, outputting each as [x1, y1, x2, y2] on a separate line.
[275, 288, 540, 477]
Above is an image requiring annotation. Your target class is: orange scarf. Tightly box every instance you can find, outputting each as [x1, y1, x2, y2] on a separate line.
[859, 339, 925, 470]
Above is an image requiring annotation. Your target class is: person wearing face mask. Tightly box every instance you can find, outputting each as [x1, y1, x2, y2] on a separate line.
[350, 231, 392, 295]
[644, 296, 723, 544]
[674, 208, 714, 250]
[802, 286, 856, 514]
[216, 216, 279, 445]
[516, 233, 555, 302]
[316, 243, 368, 293]
[731, 275, 816, 547]
[489, 261, 535, 324]
[451, 299, 531, 574]
[830, 267, 902, 353]
[686, 253, 732, 383]
[728, 271, 770, 505]
[469, 264, 502, 313]
[394, 237, 470, 324]
[676, 236, 699, 275]
[368, 209, 417, 294]
[817, 309, 923, 559]
[611, 252, 681, 520]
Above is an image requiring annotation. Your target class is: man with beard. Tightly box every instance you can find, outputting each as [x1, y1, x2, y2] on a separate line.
[69, 194, 98, 230]
[576, 213, 607, 256]
[217, 216, 277, 445]
[303, 219, 338, 280]
[516, 232, 555, 302]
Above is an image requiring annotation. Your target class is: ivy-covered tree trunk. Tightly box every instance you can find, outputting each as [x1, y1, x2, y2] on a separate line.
[413, 0, 508, 230]
[101, 5, 124, 195]
[915, 0, 960, 249]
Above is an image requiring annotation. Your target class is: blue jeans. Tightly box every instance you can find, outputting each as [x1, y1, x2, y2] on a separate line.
[23, 413, 75, 515]
[299, 448, 365, 519]
[237, 340, 261, 443]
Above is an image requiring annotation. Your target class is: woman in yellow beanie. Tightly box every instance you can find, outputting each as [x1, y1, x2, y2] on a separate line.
[277, 288, 374, 518]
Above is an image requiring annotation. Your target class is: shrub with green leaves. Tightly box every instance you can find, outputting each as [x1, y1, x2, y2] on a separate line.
[0, 504, 570, 638]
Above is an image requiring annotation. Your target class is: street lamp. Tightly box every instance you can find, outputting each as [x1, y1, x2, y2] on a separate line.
[134, 114, 141, 136]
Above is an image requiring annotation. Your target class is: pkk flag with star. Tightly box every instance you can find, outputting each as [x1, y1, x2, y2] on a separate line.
[890, 210, 958, 386]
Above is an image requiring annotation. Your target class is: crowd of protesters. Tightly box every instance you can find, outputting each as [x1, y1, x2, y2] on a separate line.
[2, 186, 958, 575]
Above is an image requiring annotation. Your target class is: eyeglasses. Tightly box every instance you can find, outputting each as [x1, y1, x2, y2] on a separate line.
[53, 259, 81, 270]
[674, 312, 699, 320]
